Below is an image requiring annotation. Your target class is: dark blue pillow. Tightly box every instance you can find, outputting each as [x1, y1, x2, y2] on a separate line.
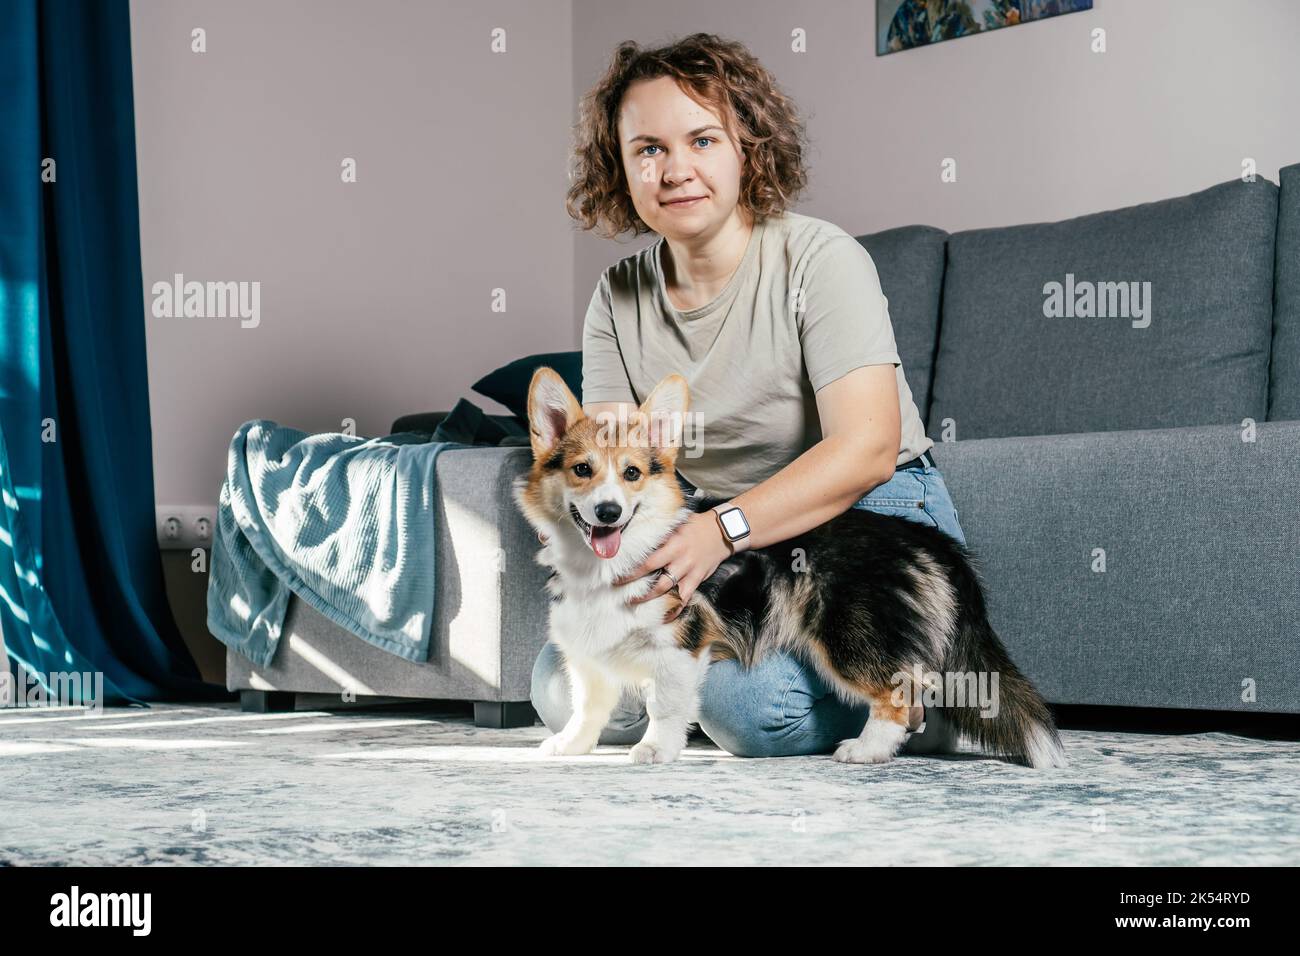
[471, 351, 583, 420]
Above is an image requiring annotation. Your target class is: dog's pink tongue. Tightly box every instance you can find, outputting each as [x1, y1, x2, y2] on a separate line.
[591, 525, 622, 559]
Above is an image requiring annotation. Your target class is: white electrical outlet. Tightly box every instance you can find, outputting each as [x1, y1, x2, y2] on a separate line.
[156, 505, 219, 551]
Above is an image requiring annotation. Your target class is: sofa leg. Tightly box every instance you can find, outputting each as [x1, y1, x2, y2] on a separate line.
[474, 700, 536, 729]
[241, 690, 295, 713]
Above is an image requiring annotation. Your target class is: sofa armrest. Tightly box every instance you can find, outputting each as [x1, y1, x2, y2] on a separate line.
[930, 419, 1300, 713]
[432, 445, 549, 701]
[222, 443, 548, 706]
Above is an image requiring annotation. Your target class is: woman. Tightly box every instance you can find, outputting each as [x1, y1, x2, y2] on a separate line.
[531, 33, 968, 758]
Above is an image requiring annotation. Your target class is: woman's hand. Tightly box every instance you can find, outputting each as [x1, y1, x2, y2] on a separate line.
[612, 512, 732, 623]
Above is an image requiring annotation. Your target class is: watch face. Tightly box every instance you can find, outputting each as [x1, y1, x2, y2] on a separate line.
[720, 508, 749, 539]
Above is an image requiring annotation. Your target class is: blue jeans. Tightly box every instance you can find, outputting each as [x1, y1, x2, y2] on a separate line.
[529, 457, 968, 756]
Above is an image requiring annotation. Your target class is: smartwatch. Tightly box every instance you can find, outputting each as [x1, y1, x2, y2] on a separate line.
[711, 502, 751, 554]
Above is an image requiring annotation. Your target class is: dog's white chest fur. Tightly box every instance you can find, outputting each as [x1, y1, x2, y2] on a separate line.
[539, 543, 677, 679]
[536, 541, 712, 765]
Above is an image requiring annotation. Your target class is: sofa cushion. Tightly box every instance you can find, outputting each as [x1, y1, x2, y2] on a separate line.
[472, 350, 583, 419]
[928, 176, 1278, 440]
[1269, 162, 1300, 421]
[855, 225, 947, 422]
[934, 419, 1300, 712]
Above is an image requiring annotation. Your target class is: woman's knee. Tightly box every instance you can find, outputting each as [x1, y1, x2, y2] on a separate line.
[530, 641, 570, 733]
[697, 655, 797, 758]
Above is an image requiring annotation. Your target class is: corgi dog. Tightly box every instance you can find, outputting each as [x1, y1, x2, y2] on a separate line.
[512, 366, 1067, 769]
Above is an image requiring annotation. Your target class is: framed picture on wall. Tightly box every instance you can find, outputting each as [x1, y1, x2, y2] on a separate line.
[877, 0, 1094, 55]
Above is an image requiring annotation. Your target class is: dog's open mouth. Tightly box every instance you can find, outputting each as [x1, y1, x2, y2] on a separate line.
[570, 504, 637, 560]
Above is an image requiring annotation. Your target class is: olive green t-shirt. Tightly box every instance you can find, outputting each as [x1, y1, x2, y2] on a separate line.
[580, 210, 932, 500]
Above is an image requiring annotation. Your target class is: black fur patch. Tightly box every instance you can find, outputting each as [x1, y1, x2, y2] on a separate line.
[682, 504, 1064, 766]
[678, 605, 708, 654]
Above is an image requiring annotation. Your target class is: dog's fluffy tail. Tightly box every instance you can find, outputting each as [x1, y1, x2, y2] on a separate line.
[940, 578, 1068, 769]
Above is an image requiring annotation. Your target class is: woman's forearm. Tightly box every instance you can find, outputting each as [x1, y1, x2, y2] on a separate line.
[724, 434, 894, 550]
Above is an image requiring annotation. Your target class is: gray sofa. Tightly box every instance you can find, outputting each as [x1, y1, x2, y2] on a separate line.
[228, 162, 1300, 722]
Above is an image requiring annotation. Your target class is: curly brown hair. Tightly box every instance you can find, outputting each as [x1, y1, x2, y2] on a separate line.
[565, 33, 810, 240]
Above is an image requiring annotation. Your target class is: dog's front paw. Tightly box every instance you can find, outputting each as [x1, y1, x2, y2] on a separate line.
[538, 732, 593, 757]
[629, 739, 680, 764]
[832, 737, 897, 765]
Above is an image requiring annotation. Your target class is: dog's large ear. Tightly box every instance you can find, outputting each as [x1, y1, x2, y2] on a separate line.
[635, 373, 690, 460]
[526, 366, 583, 460]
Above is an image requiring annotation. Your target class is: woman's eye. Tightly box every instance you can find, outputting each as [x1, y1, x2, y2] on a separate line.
[639, 138, 713, 157]
[573, 462, 592, 478]
[623, 466, 641, 482]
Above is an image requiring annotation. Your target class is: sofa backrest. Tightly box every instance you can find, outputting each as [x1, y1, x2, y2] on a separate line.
[854, 224, 948, 422]
[1270, 162, 1300, 421]
[926, 176, 1279, 441]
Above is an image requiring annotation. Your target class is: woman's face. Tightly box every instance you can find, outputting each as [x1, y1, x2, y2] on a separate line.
[617, 76, 747, 239]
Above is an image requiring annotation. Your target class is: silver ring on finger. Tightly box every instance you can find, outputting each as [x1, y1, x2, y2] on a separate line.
[658, 568, 680, 592]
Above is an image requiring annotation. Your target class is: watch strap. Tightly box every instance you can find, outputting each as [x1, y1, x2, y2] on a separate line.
[711, 502, 751, 554]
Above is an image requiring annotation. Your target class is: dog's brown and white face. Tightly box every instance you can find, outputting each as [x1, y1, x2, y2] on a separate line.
[513, 367, 690, 562]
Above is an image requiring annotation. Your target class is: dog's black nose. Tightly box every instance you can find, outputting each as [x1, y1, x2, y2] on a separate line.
[594, 501, 622, 524]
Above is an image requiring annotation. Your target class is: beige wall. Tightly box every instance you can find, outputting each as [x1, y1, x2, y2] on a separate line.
[130, 0, 575, 507]
[133, 0, 1300, 509]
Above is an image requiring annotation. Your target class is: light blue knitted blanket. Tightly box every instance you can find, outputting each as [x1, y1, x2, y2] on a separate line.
[207, 420, 468, 669]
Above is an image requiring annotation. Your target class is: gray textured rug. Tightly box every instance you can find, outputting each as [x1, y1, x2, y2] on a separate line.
[2, 702, 1296, 866]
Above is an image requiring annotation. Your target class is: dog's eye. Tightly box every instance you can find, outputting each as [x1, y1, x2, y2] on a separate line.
[623, 466, 641, 482]
[573, 462, 592, 478]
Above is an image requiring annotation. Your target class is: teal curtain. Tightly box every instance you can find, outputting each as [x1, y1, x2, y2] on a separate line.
[0, 0, 229, 705]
